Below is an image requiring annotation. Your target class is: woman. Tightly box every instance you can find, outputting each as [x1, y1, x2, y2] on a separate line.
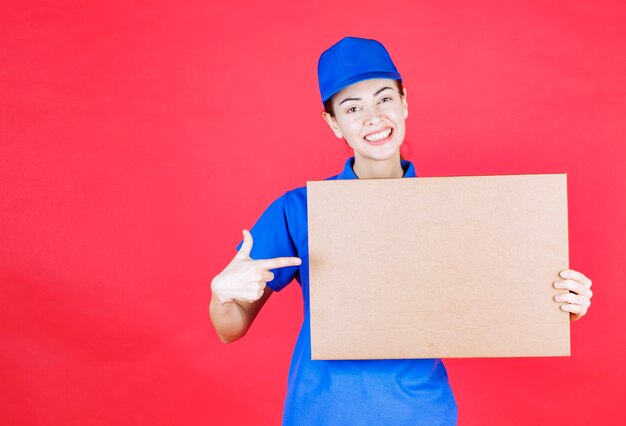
[209, 37, 593, 425]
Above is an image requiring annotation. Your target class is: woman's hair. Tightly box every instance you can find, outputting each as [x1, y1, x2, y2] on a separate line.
[323, 79, 408, 161]
[323, 79, 405, 117]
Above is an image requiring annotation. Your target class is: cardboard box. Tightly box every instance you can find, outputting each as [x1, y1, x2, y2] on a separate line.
[307, 174, 570, 360]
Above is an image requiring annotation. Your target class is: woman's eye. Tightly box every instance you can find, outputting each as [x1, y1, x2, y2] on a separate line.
[346, 106, 359, 113]
[379, 96, 393, 103]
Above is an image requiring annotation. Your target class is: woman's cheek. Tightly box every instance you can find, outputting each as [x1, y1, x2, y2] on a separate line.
[346, 124, 363, 142]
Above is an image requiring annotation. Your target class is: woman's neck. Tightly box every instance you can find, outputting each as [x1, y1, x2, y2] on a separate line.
[352, 153, 404, 179]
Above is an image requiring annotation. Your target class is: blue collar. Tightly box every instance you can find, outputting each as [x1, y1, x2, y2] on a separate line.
[337, 156, 416, 180]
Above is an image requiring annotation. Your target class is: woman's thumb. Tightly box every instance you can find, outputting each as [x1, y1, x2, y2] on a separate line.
[237, 229, 253, 258]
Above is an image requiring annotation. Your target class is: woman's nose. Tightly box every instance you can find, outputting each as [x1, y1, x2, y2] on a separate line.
[365, 108, 383, 125]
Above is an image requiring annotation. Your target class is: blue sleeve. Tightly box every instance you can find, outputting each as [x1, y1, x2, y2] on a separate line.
[235, 192, 298, 292]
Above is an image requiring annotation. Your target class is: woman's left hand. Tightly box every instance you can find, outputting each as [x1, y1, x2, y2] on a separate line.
[553, 269, 593, 322]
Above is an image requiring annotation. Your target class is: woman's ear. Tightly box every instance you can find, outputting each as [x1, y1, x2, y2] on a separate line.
[322, 111, 343, 138]
[402, 87, 408, 119]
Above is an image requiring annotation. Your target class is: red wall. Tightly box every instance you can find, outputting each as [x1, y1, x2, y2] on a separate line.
[1, 1, 625, 424]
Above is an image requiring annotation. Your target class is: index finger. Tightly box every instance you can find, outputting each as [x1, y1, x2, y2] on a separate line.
[255, 257, 302, 271]
[559, 269, 592, 287]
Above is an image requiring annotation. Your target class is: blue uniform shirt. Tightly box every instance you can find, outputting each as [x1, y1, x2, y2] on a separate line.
[236, 157, 458, 425]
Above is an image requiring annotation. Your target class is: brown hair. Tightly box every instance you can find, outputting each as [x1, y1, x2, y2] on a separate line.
[323, 79, 408, 161]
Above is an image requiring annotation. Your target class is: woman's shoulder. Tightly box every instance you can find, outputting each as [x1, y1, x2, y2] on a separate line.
[281, 170, 339, 202]
[282, 172, 341, 204]
[282, 185, 306, 212]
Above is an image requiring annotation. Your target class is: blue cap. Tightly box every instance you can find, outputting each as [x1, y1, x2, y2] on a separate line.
[317, 36, 402, 103]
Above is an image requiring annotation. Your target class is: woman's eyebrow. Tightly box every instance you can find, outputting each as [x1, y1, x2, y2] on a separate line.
[338, 86, 394, 105]
[373, 86, 393, 96]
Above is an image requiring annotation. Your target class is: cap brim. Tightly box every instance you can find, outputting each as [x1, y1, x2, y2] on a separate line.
[321, 71, 402, 103]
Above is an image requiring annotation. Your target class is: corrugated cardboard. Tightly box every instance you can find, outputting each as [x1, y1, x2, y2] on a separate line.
[307, 174, 570, 360]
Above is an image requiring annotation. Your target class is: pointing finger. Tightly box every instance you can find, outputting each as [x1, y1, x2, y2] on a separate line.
[256, 257, 302, 271]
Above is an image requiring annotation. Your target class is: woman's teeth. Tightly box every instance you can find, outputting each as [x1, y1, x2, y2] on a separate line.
[364, 128, 392, 142]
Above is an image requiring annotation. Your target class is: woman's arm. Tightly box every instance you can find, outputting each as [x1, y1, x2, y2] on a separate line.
[210, 285, 273, 343]
[209, 229, 301, 343]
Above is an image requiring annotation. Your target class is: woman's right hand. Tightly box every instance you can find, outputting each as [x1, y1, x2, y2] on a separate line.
[211, 229, 302, 304]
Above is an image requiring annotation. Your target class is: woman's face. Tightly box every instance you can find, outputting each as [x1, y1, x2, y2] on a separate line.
[323, 78, 408, 163]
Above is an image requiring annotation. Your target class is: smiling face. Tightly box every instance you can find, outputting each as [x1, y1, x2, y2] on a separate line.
[322, 78, 408, 167]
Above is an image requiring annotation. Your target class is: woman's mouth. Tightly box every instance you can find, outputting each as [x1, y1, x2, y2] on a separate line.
[363, 128, 393, 145]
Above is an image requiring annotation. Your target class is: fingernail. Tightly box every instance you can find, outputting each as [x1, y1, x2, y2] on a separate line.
[553, 281, 561, 288]
[560, 270, 569, 278]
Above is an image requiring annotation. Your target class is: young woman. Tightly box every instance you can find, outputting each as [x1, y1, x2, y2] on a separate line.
[209, 37, 593, 425]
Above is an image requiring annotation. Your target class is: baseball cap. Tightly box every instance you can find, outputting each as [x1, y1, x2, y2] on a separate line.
[317, 36, 402, 103]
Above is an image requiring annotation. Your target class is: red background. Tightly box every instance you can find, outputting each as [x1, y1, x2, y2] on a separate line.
[2, 1, 625, 425]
